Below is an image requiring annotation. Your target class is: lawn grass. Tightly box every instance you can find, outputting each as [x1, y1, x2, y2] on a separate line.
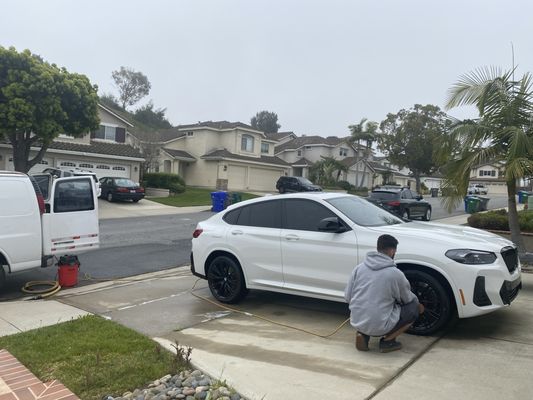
[149, 187, 260, 207]
[0, 315, 176, 400]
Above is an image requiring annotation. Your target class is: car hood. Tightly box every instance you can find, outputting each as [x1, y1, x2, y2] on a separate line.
[367, 221, 514, 252]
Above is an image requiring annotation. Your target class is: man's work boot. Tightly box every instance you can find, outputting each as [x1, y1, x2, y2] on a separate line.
[355, 332, 370, 351]
[379, 338, 402, 353]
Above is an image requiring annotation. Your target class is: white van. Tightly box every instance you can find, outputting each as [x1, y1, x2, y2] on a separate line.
[42, 167, 101, 197]
[0, 171, 99, 289]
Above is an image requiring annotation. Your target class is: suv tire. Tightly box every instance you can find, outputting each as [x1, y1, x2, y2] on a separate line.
[404, 270, 452, 335]
[207, 255, 248, 304]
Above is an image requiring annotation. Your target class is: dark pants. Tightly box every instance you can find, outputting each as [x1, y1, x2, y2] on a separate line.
[386, 299, 419, 336]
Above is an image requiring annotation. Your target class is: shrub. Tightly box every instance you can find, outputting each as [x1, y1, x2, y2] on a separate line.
[337, 180, 352, 191]
[169, 182, 185, 194]
[144, 172, 185, 189]
[467, 209, 533, 233]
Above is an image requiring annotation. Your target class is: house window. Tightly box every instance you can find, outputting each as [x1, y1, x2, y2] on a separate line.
[187, 131, 194, 136]
[339, 148, 348, 157]
[297, 150, 302, 157]
[261, 143, 269, 154]
[93, 125, 117, 141]
[38, 160, 48, 165]
[60, 161, 76, 167]
[112, 166, 126, 171]
[479, 170, 483, 177]
[78, 163, 93, 169]
[241, 135, 254, 152]
[96, 165, 110, 169]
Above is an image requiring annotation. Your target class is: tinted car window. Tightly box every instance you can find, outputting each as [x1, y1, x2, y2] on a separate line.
[32, 174, 51, 199]
[369, 191, 399, 201]
[327, 196, 403, 226]
[284, 199, 337, 231]
[223, 208, 241, 225]
[54, 178, 94, 213]
[236, 200, 281, 228]
[401, 190, 413, 199]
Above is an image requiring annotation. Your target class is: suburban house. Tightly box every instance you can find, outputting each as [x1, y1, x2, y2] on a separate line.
[0, 104, 144, 182]
[468, 161, 508, 194]
[274, 135, 364, 178]
[128, 121, 290, 191]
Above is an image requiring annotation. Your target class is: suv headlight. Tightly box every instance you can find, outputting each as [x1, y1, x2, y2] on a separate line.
[445, 249, 497, 264]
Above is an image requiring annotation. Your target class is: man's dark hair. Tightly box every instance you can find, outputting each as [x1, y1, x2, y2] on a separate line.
[377, 234, 398, 252]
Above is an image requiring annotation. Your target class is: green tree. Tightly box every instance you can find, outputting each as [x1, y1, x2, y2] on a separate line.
[309, 157, 347, 187]
[112, 66, 151, 110]
[0, 47, 99, 172]
[348, 118, 378, 188]
[134, 101, 172, 129]
[250, 110, 281, 133]
[99, 93, 124, 111]
[443, 67, 533, 254]
[379, 104, 449, 192]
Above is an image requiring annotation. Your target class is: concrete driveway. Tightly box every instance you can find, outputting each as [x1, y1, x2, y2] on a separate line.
[54, 268, 533, 400]
[98, 198, 210, 219]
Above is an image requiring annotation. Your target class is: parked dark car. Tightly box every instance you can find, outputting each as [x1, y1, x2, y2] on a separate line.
[276, 176, 322, 193]
[99, 177, 145, 202]
[367, 187, 432, 221]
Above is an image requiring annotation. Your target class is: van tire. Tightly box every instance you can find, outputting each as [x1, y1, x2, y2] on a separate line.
[0, 267, 5, 291]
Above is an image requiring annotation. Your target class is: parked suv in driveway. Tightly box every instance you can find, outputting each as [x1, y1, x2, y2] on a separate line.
[368, 187, 432, 221]
[191, 192, 521, 335]
[276, 176, 322, 193]
[468, 184, 489, 195]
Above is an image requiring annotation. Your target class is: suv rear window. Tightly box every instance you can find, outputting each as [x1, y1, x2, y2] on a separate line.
[369, 191, 399, 201]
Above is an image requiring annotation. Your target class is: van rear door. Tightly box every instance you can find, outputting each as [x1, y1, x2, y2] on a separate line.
[42, 176, 99, 256]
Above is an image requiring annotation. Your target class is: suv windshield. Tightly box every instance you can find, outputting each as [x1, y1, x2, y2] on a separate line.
[327, 196, 404, 226]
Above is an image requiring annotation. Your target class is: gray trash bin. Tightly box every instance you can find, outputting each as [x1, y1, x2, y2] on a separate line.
[477, 196, 490, 211]
[430, 188, 439, 197]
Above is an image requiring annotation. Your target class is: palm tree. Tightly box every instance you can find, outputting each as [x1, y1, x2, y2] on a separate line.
[443, 67, 533, 254]
[309, 157, 347, 187]
[348, 118, 378, 188]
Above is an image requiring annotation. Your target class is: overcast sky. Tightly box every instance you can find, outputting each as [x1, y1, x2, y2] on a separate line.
[2, 0, 532, 136]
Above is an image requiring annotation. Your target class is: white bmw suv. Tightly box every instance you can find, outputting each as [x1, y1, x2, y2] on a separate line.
[191, 192, 521, 335]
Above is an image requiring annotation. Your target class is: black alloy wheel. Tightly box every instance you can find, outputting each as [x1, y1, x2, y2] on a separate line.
[207, 255, 248, 304]
[404, 270, 452, 335]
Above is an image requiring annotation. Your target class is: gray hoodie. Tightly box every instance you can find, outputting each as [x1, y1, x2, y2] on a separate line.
[344, 251, 417, 336]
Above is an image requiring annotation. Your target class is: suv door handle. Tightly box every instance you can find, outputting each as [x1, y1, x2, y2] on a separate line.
[231, 230, 243, 235]
[285, 234, 299, 241]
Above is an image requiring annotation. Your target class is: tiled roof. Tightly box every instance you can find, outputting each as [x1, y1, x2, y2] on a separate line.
[162, 148, 196, 161]
[367, 160, 392, 172]
[178, 121, 258, 131]
[275, 135, 350, 153]
[340, 157, 358, 167]
[291, 157, 314, 167]
[49, 140, 143, 159]
[264, 131, 296, 141]
[201, 148, 289, 167]
[129, 126, 185, 143]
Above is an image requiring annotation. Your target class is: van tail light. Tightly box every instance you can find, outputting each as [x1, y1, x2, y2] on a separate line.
[387, 201, 401, 207]
[36, 193, 45, 215]
[192, 229, 203, 238]
[117, 187, 129, 193]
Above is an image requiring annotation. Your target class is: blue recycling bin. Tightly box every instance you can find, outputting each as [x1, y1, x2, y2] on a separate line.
[518, 190, 529, 204]
[211, 191, 228, 212]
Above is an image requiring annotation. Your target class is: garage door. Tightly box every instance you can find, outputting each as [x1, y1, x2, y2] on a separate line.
[249, 167, 282, 191]
[227, 164, 247, 190]
[56, 159, 130, 179]
[7, 157, 51, 173]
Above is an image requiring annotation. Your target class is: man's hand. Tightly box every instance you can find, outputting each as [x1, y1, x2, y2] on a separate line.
[418, 303, 425, 314]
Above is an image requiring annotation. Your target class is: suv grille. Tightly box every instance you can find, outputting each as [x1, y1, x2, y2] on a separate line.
[501, 247, 518, 273]
[499, 279, 522, 305]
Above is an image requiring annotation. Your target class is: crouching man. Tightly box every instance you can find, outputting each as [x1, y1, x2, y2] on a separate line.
[344, 234, 424, 353]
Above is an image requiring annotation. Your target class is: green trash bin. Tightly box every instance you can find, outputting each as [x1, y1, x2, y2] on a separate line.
[467, 197, 481, 214]
[523, 192, 529, 205]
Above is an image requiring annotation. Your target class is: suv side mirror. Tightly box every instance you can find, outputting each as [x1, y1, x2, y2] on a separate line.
[317, 217, 347, 233]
